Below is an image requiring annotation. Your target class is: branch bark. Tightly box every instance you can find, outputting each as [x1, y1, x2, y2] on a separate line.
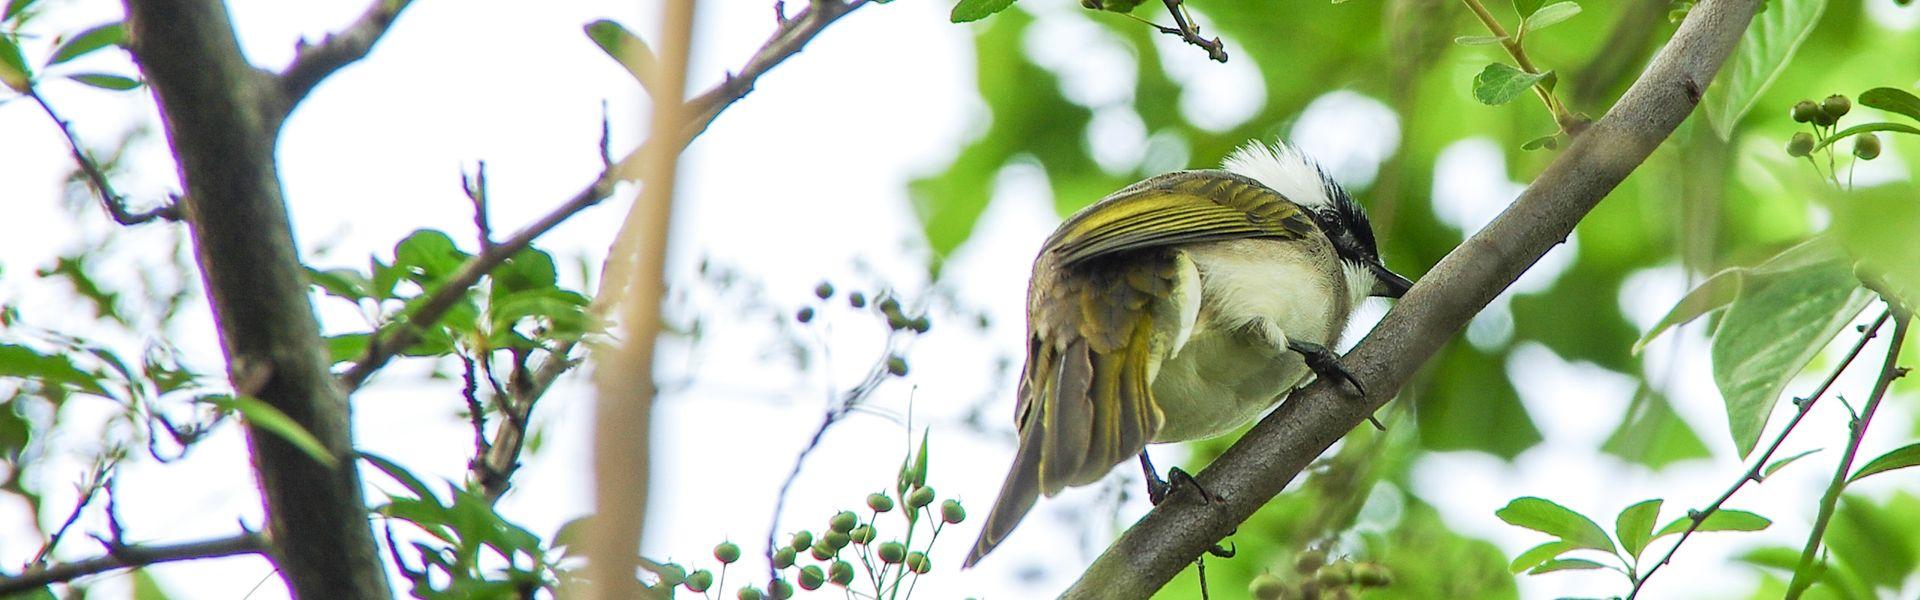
[1060, 0, 1760, 594]
[275, 0, 416, 117]
[0, 532, 266, 595]
[119, 1, 391, 597]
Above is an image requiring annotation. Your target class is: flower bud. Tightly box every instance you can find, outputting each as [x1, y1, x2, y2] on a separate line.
[715, 541, 741, 564]
[886, 356, 909, 376]
[1315, 561, 1353, 587]
[909, 316, 931, 333]
[941, 499, 967, 524]
[1786, 132, 1815, 157]
[1855, 132, 1881, 160]
[867, 492, 895, 513]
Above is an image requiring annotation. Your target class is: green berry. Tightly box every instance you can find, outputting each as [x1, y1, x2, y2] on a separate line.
[886, 356, 909, 376]
[867, 492, 895, 513]
[829, 560, 855, 586]
[1353, 563, 1393, 587]
[848, 292, 867, 308]
[825, 530, 851, 550]
[908, 486, 935, 509]
[810, 541, 836, 560]
[1855, 132, 1881, 160]
[798, 565, 825, 590]
[772, 546, 796, 568]
[1249, 573, 1288, 600]
[1822, 94, 1851, 120]
[941, 499, 966, 524]
[849, 524, 876, 544]
[1786, 132, 1815, 157]
[1315, 561, 1353, 587]
[1791, 100, 1819, 123]
[655, 563, 688, 585]
[814, 282, 835, 299]
[768, 579, 794, 599]
[906, 551, 931, 574]
[886, 313, 911, 330]
[737, 586, 763, 600]
[877, 541, 907, 563]
[1294, 549, 1326, 574]
[879, 297, 901, 316]
[685, 569, 714, 592]
[909, 316, 931, 333]
[829, 511, 858, 533]
[795, 307, 814, 323]
[715, 541, 741, 564]
[789, 531, 813, 551]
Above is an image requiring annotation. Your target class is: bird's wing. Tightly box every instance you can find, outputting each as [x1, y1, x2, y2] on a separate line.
[1045, 169, 1319, 267]
[968, 170, 1315, 566]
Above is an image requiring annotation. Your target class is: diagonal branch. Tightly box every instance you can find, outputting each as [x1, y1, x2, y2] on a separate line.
[0, 532, 266, 595]
[1059, 0, 1761, 594]
[25, 88, 179, 225]
[337, 0, 872, 393]
[275, 0, 416, 115]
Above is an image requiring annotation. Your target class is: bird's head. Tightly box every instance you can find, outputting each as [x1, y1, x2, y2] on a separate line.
[1222, 141, 1415, 302]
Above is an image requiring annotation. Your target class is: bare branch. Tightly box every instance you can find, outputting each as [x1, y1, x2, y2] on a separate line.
[338, 0, 874, 393]
[1060, 0, 1761, 594]
[25, 89, 179, 225]
[276, 0, 416, 114]
[0, 532, 267, 595]
[1151, 0, 1227, 63]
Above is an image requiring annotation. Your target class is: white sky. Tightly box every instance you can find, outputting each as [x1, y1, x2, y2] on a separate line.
[2, 0, 1917, 598]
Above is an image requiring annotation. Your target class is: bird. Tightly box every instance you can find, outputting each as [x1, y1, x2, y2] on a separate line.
[962, 140, 1414, 567]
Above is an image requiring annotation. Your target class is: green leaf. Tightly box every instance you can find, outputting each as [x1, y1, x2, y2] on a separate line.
[393, 229, 472, 284]
[326, 333, 370, 364]
[1512, 0, 1544, 18]
[1858, 87, 1920, 123]
[1528, 558, 1607, 574]
[201, 395, 338, 468]
[307, 267, 372, 302]
[491, 248, 559, 297]
[360, 451, 439, 502]
[1763, 448, 1821, 479]
[2, 0, 38, 21]
[0, 34, 32, 93]
[1454, 35, 1507, 46]
[951, 0, 1015, 23]
[1520, 134, 1558, 150]
[0, 343, 107, 397]
[1523, 2, 1581, 31]
[1496, 497, 1616, 553]
[1711, 238, 1871, 457]
[1700, 0, 1826, 137]
[583, 20, 656, 93]
[47, 22, 124, 66]
[1472, 63, 1550, 106]
[1652, 509, 1771, 541]
[1600, 388, 1711, 468]
[1616, 499, 1663, 557]
[1811, 122, 1920, 152]
[1508, 540, 1576, 573]
[1849, 443, 1920, 483]
[65, 72, 139, 91]
[132, 568, 174, 600]
[1633, 267, 1743, 354]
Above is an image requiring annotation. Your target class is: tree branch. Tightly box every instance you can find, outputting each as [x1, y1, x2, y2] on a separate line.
[0, 532, 266, 595]
[275, 0, 416, 115]
[120, 0, 391, 596]
[337, 0, 873, 393]
[25, 88, 179, 225]
[1059, 0, 1760, 594]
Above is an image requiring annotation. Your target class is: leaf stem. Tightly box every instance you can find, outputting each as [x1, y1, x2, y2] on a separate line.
[1784, 310, 1910, 598]
[1458, 0, 1579, 132]
[1627, 307, 1890, 599]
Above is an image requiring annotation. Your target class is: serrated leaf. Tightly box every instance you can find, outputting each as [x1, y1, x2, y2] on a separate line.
[1509, 540, 1577, 573]
[1616, 499, 1663, 557]
[1472, 63, 1550, 106]
[201, 395, 338, 468]
[1529, 558, 1608, 574]
[0, 34, 31, 92]
[1849, 443, 1920, 483]
[1652, 509, 1771, 543]
[583, 20, 657, 95]
[1859, 87, 1920, 123]
[1763, 448, 1821, 479]
[1811, 122, 1920, 152]
[1496, 497, 1616, 553]
[1701, 0, 1825, 137]
[47, 22, 124, 66]
[1712, 238, 1870, 457]
[1524, 2, 1581, 31]
[65, 72, 139, 91]
[951, 0, 1015, 23]
[1455, 35, 1508, 46]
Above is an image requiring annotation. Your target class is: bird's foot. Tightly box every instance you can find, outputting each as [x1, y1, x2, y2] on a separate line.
[1142, 453, 1223, 506]
[1286, 339, 1365, 396]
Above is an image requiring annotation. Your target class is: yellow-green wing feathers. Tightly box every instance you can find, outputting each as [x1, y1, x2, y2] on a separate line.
[1047, 170, 1317, 267]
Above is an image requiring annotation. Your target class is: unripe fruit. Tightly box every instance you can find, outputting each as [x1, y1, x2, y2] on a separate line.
[1822, 94, 1851, 120]
[798, 565, 825, 590]
[1786, 132, 1815, 157]
[824, 530, 851, 550]
[1250, 573, 1288, 600]
[848, 292, 867, 308]
[1294, 549, 1326, 574]
[1855, 133, 1881, 160]
[1791, 100, 1819, 123]
[715, 541, 741, 564]
[737, 586, 763, 600]
[829, 560, 855, 586]
[941, 499, 967, 524]
[867, 492, 894, 513]
[1315, 561, 1353, 587]
[1353, 563, 1393, 587]
[795, 307, 814, 323]
[877, 541, 907, 563]
[829, 511, 858, 533]
[768, 579, 794, 599]
[685, 569, 714, 592]
[906, 551, 931, 574]
[772, 546, 797, 568]
[909, 316, 931, 333]
[908, 486, 936, 509]
[810, 542, 835, 561]
[789, 531, 813, 551]
[886, 356, 909, 376]
[850, 524, 876, 544]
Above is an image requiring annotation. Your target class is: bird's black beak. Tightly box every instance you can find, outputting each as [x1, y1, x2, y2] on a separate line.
[1369, 262, 1414, 298]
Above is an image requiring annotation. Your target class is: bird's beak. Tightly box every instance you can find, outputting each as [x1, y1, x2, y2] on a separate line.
[1369, 262, 1414, 298]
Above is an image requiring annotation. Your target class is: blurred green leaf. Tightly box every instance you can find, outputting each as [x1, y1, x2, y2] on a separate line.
[47, 22, 124, 66]
[1523, 2, 1581, 32]
[1473, 63, 1550, 106]
[201, 395, 338, 468]
[1711, 238, 1870, 457]
[1811, 122, 1920, 152]
[308, 267, 373, 302]
[1496, 497, 1615, 553]
[1512, 0, 1544, 18]
[65, 72, 139, 90]
[0, 343, 106, 397]
[1764, 448, 1821, 479]
[950, 0, 1015, 23]
[1455, 35, 1508, 46]
[327, 333, 370, 364]
[1600, 388, 1710, 468]
[1529, 558, 1608, 574]
[1651, 509, 1770, 541]
[1700, 0, 1825, 137]
[1858, 87, 1920, 123]
[1616, 498, 1662, 557]
[583, 20, 656, 94]
[1633, 267, 1741, 354]
[1849, 443, 1920, 483]
[1824, 494, 1919, 589]
[362, 451, 440, 503]
[1508, 540, 1576, 573]
[2, 0, 37, 21]
[132, 568, 174, 600]
[1418, 343, 1541, 458]
[0, 34, 31, 92]
[1821, 185, 1920, 312]
[394, 229, 473, 285]
[1520, 134, 1558, 150]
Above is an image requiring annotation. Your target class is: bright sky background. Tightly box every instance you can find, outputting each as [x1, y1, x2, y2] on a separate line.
[2, 0, 1917, 598]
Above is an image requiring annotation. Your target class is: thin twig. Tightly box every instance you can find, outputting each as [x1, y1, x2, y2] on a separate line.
[1626, 308, 1889, 599]
[0, 532, 267, 594]
[465, 161, 494, 251]
[1784, 311, 1910, 599]
[276, 0, 417, 114]
[1143, 0, 1227, 63]
[26, 460, 115, 569]
[25, 89, 179, 225]
[337, 0, 874, 393]
[1457, 0, 1581, 133]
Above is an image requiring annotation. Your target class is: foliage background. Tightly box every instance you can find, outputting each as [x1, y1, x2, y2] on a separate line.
[1, 0, 1918, 597]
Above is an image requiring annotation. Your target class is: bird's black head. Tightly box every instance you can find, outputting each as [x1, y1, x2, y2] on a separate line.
[1310, 173, 1413, 298]
[1222, 140, 1415, 298]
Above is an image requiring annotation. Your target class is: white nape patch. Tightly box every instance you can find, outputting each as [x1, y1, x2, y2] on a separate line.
[1222, 141, 1335, 210]
[1341, 260, 1372, 316]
